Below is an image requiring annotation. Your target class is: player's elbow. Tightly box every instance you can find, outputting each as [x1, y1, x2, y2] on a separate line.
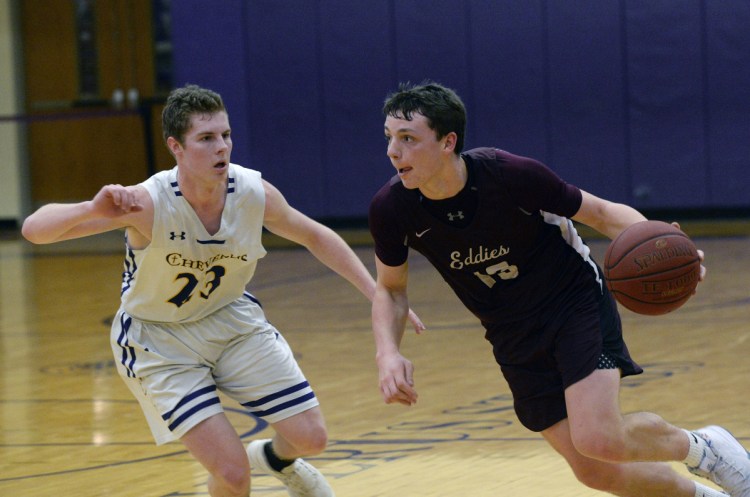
[21, 218, 54, 244]
[21, 219, 42, 244]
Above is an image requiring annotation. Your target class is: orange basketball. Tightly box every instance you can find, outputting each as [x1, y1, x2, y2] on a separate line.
[603, 221, 700, 315]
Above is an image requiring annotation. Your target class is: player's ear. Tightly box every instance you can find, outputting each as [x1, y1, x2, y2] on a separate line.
[166, 136, 183, 156]
[443, 132, 457, 152]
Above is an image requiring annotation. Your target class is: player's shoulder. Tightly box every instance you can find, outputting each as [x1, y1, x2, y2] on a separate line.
[467, 148, 552, 183]
[140, 166, 177, 198]
[371, 174, 401, 200]
[464, 147, 512, 182]
[464, 147, 537, 166]
[463, 147, 499, 161]
[229, 163, 261, 179]
[369, 175, 408, 223]
[224, 164, 264, 205]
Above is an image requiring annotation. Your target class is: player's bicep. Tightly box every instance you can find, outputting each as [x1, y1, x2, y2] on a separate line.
[375, 256, 409, 293]
[261, 180, 307, 241]
[263, 201, 325, 251]
[571, 191, 607, 225]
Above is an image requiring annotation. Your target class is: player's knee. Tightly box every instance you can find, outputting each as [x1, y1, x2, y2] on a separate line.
[571, 430, 628, 463]
[279, 423, 328, 456]
[212, 460, 250, 496]
[298, 425, 328, 455]
[276, 408, 329, 456]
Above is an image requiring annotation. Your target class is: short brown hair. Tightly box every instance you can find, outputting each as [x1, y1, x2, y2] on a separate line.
[161, 84, 225, 144]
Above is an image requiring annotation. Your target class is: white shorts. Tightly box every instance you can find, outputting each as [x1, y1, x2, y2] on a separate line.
[110, 293, 319, 445]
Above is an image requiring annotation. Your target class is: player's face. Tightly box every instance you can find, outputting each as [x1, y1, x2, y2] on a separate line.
[384, 112, 451, 191]
[173, 111, 232, 178]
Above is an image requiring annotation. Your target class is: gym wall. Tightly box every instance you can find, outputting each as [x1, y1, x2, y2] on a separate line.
[151, 1, 750, 218]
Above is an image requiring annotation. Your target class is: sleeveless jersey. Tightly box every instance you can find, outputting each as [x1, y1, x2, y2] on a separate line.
[120, 164, 267, 323]
[369, 147, 599, 325]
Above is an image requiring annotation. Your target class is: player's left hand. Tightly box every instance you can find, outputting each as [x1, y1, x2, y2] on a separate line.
[671, 221, 706, 289]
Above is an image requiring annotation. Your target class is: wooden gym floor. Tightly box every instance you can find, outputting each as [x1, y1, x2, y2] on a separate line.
[1, 221, 748, 496]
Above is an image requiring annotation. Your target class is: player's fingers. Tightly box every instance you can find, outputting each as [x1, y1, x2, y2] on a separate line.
[107, 188, 123, 207]
[380, 378, 400, 403]
[384, 389, 412, 406]
[408, 309, 426, 335]
[381, 376, 416, 405]
[104, 185, 129, 211]
[396, 379, 417, 405]
[380, 387, 393, 404]
[696, 250, 706, 283]
[113, 193, 133, 212]
[115, 188, 143, 213]
[123, 192, 140, 212]
[389, 390, 415, 406]
[404, 363, 415, 387]
[400, 388, 417, 405]
[399, 361, 417, 403]
[381, 387, 409, 405]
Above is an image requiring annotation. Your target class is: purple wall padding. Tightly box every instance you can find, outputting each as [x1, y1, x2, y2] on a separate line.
[170, 0, 750, 218]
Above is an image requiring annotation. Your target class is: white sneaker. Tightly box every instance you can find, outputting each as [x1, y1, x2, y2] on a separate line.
[689, 426, 750, 497]
[247, 439, 335, 497]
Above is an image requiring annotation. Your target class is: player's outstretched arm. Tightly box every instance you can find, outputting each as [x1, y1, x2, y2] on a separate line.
[262, 179, 426, 333]
[22, 184, 147, 244]
[572, 190, 647, 240]
[262, 179, 377, 297]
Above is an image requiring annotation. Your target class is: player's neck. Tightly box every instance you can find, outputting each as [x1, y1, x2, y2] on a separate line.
[176, 170, 228, 234]
[178, 169, 227, 204]
[420, 156, 467, 200]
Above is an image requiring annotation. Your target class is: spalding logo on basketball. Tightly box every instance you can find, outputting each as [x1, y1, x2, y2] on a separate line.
[603, 220, 701, 315]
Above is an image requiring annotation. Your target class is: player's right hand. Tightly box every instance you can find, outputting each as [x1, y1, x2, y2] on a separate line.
[377, 352, 418, 406]
[92, 184, 143, 217]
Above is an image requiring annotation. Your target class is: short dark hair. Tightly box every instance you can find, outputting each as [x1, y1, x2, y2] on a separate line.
[161, 84, 226, 144]
[383, 81, 467, 154]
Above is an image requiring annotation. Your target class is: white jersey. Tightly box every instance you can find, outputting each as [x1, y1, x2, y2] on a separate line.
[120, 164, 267, 323]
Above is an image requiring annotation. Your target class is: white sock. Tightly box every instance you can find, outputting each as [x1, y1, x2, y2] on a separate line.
[683, 429, 709, 467]
[694, 481, 727, 497]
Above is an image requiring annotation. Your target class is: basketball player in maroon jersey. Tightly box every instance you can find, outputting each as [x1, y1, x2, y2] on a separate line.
[368, 81, 750, 497]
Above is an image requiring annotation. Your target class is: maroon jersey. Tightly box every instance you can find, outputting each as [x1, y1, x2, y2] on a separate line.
[369, 147, 599, 325]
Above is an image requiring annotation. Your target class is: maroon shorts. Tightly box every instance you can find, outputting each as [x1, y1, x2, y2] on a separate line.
[485, 277, 642, 432]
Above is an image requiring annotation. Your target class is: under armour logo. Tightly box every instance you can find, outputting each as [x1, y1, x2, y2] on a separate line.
[169, 231, 186, 240]
[447, 211, 464, 221]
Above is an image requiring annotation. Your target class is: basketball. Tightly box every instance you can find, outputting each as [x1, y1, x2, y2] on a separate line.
[603, 220, 701, 315]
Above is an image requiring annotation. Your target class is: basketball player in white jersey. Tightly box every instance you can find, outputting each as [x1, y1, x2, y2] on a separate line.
[21, 84, 424, 497]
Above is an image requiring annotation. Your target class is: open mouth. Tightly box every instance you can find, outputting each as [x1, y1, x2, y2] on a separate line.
[398, 166, 412, 175]
[214, 161, 227, 169]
